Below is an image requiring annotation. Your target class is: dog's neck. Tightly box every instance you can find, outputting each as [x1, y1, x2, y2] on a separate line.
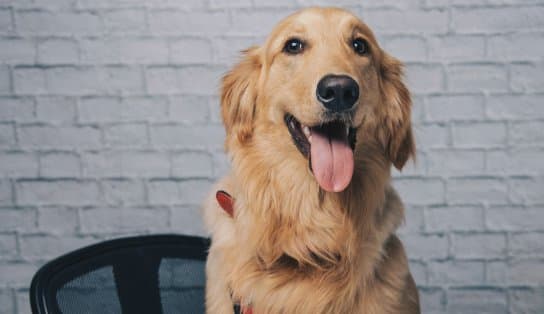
[228, 139, 400, 274]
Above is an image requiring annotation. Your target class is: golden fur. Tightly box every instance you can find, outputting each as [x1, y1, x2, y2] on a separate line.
[203, 7, 420, 314]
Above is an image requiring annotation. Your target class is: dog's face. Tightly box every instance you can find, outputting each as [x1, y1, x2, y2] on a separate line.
[222, 7, 415, 192]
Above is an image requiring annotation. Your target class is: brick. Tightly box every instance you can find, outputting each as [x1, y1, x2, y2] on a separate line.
[510, 177, 544, 205]
[101, 179, 146, 206]
[405, 64, 444, 94]
[510, 233, 544, 257]
[362, 9, 449, 34]
[13, 67, 47, 94]
[82, 152, 123, 178]
[20, 235, 95, 260]
[383, 36, 427, 62]
[229, 10, 289, 36]
[213, 151, 230, 178]
[0, 97, 35, 122]
[45, 66, 144, 95]
[509, 288, 544, 314]
[0, 152, 38, 177]
[79, 96, 169, 122]
[120, 151, 170, 177]
[0, 263, 37, 288]
[0, 234, 17, 260]
[170, 39, 213, 64]
[428, 261, 485, 286]
[0, 180, 12, 205]
[39, 152, 81, 177]
[0, 66, 10, 94]
[488, 33, 544, 61]
[80, 39, 119, 64]
[104, 123, 148, 147]
[425, 206, 484, 232]
[170, 206, 207, 236]
[486, 207, 544, 231]
[168, 96, 210, 123]
[145, 67, 178, 94]
[452, 122, 506, 148]
[0, 288, 15, 314]
[210, 0, 251, 8]
[427, 150, 485, 176]
[510, 121, 544, 147]
[429, 35, 485, 62]
[447, 178, 508, 205]
[18, 125, 101, 149]
[37, 39, 78, 64]
[213, 36, 259, 65]
[0, 209, 36, 232]
[487, 260, 544, 286]
[453, 233, 506, 259]
[419, 288, 445, 314]
[394, 178, 445, 205]
[83, 151, 170, 178]
[171, 152, 213, 178]
[0, 39, 36, 64]
[446, 289, 507, 314]
[37, 207, 78, 234]
[35, 96, 76, 122]
[0, 8, 13, 33]
[16, 180, 100, 206]
[150, 124, 225, 149]
[487, 95, 544, 120]
[452, 7, 544, 33]
[402, 234, 449, 260]
[149, 11, 230, 35]
[447, 64, 508, 92]
[511, 63, 544, 93]
[146, 66, 225, 95]
[82, 38, 169, 64]
[487, 150, 544, 175]
[407, 260, 427, 285]
[103, 9, 146, 34]
[0, 124, 15, 148]
[414, 124, 450, 149]
[426, 95, 485, 122]
[80, 208, 169, 234]
[15, 291, 31, 314]
[16, 11, 103, 35]
[397, 206, 424, 234]
[148, 179, 212, 205]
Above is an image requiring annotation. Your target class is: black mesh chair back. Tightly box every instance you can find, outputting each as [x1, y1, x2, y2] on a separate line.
[30, 234, 210, 314]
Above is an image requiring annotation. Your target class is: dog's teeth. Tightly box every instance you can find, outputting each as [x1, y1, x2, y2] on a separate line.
[345, 125, 350, 136]
[303, 126, 311, 138]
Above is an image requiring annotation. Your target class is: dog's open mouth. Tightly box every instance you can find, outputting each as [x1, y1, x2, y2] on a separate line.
[285, 114, 357, 192]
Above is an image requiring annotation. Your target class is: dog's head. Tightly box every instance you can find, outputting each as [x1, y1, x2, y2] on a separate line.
[221, 7, 415, 192]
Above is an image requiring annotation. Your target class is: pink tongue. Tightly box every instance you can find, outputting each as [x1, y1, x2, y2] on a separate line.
[310, 129, 354, 192]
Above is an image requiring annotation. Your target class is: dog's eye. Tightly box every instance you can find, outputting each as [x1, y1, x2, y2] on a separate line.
[352, 38, 369, 55]
[283, 38, 304, 55]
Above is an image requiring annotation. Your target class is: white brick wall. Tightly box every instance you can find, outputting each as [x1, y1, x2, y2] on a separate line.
[0, 1, 543, 313]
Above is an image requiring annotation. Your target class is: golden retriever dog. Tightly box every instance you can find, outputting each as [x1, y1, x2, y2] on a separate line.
[203, 7, 420, 314]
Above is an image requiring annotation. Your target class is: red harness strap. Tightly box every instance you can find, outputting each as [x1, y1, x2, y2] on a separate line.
[215, 190, 253, 314]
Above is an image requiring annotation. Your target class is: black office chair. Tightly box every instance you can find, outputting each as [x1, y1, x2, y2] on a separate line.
[29, 234, 210, 314]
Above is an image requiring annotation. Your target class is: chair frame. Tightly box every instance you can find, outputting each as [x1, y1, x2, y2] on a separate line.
[29, 234, 210, 314]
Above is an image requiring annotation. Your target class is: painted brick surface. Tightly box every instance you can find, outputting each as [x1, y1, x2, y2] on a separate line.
[0, 1, 543, 313]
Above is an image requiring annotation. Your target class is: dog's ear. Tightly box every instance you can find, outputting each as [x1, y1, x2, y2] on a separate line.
[379, 52, 415, 170]
[221, 46, 262, 149]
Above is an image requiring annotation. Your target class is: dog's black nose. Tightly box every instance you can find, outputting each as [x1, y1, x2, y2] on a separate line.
[316, 74, 359, 112]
